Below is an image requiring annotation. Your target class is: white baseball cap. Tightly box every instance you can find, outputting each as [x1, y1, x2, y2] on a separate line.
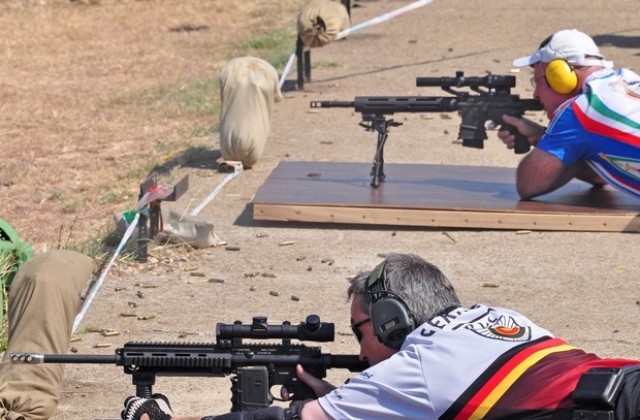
[513, 29, 613, 68]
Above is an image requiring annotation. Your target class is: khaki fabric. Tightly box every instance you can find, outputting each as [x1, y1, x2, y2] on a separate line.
[219, 57, 283, 169]
[0, 250, 95, 420]
[297, 0, 350, 48]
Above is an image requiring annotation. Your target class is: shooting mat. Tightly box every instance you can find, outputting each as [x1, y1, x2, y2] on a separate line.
[251, 161, 640, 232]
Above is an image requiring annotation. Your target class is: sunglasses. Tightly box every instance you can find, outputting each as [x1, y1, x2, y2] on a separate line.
[350, 318, 371, 342]
[530, 73, 546, 89]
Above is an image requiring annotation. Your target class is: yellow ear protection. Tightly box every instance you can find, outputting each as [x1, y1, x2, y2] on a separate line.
[544, 59, 578, 95]
[366, 262, 415, 349]
[532, 31, 613, 95]
[533, 34, 578, 95]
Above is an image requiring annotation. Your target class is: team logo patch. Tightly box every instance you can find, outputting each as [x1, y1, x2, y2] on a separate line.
[600, 153, 640, 181]
[465, 315, 531, 342]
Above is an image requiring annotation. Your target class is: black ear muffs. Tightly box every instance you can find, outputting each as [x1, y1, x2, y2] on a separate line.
[545, 58, 578, 94]
[366, 262, 415, 349]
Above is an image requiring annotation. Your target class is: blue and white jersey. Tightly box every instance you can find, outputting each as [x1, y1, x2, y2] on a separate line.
[537, 68, 640, 198]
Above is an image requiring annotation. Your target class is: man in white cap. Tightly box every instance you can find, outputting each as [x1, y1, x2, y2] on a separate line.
[498, 29, 640, 200]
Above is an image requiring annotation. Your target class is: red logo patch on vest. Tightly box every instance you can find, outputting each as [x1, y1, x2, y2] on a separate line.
[465, 315, 532, 342]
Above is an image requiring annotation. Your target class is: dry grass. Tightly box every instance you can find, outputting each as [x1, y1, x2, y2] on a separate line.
[0, 252, 16, 351]
[0, 0, 305, 252]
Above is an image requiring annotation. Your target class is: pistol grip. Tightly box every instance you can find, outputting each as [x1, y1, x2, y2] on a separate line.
[291, 383, 316, 401]
[502, 123, 531, 154]
[288, 366, 323, 402]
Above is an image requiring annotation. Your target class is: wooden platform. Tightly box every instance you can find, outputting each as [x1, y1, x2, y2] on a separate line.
[251, 161, 640, 232]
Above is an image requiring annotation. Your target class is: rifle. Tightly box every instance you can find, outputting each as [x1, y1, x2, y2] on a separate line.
[310, 71, 543, 188]
[11, 315, 367, 412]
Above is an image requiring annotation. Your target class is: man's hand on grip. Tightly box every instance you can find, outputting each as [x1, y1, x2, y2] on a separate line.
[499, 114, 545, 150]
[288, 364, 336, 399]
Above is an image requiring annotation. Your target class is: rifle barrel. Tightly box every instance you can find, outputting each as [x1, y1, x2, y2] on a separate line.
[310, 101, 355, 108]
[329, 355, 368, 371]
[11, 353, 118, 364]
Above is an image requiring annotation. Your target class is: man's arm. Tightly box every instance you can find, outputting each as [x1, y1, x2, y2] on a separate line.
[516, 149, 605, 199]
[299, 400, 331, 419]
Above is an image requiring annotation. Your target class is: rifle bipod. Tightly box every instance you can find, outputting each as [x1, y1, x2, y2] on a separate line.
[360, 115, 402, 188]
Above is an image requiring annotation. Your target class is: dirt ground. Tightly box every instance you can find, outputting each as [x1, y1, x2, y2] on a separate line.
[2, 0, 640, 418]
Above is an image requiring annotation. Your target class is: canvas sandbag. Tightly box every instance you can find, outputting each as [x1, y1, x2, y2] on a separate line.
[219, 57, 283, 169]
[297, 0, 350, 48]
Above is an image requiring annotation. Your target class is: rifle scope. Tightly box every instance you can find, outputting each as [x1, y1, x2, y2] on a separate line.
[416, 71, 516, 90]
[216, 315, 334, 342]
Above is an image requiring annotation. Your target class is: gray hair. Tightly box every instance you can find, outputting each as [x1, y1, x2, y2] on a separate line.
[347, 253, 461, 325]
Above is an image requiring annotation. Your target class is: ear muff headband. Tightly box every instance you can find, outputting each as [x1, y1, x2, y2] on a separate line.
[544, 59, 578, 95]
[536, 34, 612, 95]
[536, 34, 612, 68]
[366, 262, 415, 349]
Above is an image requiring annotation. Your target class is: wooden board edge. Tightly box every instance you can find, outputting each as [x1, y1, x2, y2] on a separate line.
[253, 203, 640, 233]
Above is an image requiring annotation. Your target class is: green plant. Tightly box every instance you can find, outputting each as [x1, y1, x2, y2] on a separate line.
[313, 60, 342, 69]
[242, 28, 298, 71]
[0, 252, 17, 352]
[191, 123, 218, 138]
[65, 221, 122, 264]
[138, 78, 220, 120]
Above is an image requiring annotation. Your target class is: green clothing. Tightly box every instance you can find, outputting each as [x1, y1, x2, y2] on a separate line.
[0, 219, 34, 330]
[0, 219, 33, 284]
